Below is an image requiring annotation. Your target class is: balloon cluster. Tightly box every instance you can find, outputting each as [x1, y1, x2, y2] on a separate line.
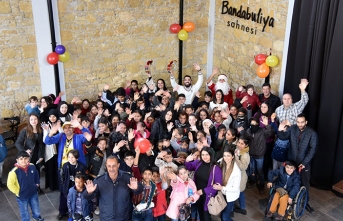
[254, 53, 279, 78]
[169, 22, 195, 41]
[47, 45, 71, 65]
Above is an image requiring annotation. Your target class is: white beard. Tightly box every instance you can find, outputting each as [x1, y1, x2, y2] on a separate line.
[215, 82, 230, 95]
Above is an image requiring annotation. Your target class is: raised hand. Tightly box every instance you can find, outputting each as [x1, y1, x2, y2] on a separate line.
[41, 122, 49, 131]
[193, 63, 201, 71]
[58, 91, 65, 97]
[134, 92, 140, 101]
[261, 116, 269, 126]
[271, 113, 276, 122]
[128, 128, 135, 141]
[195, 91, 201, 98]
[278, 121, 288, 131]
[128, 177, 138, 190]
[85, 180, 97, 194]
[212, 67, 219, 75]
[173, 85, 179, 92]
[103, 84, 110, 91]
[103, 109, 111, 117]
[167, 122, 174, 132]
[220, 110, 228, 119]
[166, 171, 177, 181]
[97, 108, 104, 117]
[186, 153, 196, 162]
[299, 79, 309, 92]
[83, 132, 93, 141]
[71, 119, 82, 129]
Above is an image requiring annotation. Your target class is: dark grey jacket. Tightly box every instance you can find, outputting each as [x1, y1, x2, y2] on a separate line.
[278, 125, 317, 167]
[15, 128, 44, 160]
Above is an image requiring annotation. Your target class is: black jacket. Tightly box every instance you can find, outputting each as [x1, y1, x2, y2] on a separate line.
[243, 125, 273, 158]
[259, 93, 281, 112]
[83, 171, 143, 221]
[15, 129, 44, 161]
[278, 125, 317, 167]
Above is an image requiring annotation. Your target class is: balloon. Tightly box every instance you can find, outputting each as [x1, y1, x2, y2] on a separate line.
[134, 138, 151, 154]
[183, 22, 195, 32]
[169, 24, 181, 34]
[58, 51, 70, 63]
[255, 54, 267, 65]
[266, 55, 279, 67]
[55, 45, 66, 55]
[47, 52, 59, 65]
[256, 63, 270, 78]
[178, 29, 188, 41]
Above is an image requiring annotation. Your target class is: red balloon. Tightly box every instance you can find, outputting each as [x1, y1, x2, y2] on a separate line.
[134, 138, 151, 154]
[169, 24, 181, 34]
[256, 63, 270, 78]
[183, 22, 195, 32]
[255, 54, 267, 65]
[47, 52, 59, 65]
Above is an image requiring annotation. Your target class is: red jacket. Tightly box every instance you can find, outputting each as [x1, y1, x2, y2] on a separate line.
[236, 90, 261, 111]
[152, 181, 167, 217]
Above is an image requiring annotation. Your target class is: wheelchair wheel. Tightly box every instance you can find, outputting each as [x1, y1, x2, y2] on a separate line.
[293, 186, 308, 219]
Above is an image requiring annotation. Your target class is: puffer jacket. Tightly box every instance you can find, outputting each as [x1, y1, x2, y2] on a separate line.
[243, 125, 273, 158]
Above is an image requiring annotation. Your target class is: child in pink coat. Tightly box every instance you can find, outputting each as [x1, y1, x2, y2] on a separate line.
[166, 166, 199, 221]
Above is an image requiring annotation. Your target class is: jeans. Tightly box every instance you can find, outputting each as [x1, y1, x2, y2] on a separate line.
[132, 208, 154, 221]
[238, 192, 246, 210]
[16, 193, 44, 221]
[221, 201, 234, 221]
[154, 214, 166, 221]
[191, 203, 199, 220]
[249, 157, 265, 185]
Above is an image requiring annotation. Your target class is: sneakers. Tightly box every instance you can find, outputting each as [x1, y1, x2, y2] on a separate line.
[305, 203, 314, 213]
[94, 207, 100, 215]
[264, 211, 273, 221]
[233, 208, 247, 215]
[32, 217, 44, 221]
[275, 214, 284, 220]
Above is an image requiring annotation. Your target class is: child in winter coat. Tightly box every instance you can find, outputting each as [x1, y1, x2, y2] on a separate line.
[67, 174, 93, 221]
[166, 166, 199, 221]
[152, 167, 168, 220]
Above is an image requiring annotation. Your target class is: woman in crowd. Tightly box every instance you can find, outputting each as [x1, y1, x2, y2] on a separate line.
[209, 89, 229, 113]
[57, 101, 72, 124]
[213, 148, 241, 221]
[185, 147, 222, 221]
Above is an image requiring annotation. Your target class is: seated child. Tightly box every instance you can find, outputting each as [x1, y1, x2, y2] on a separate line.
[265, 161, 301, 221]
[152, 167, 168, 221]
[25, 96, 40, 116]
[7, 151, 44, 221]
[59, 150, 87, 219]
[166, 166, 199, 221]
[67, 174, 93, 221]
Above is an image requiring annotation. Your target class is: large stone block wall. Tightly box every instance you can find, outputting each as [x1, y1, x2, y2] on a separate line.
[0, 0, 41, 117]
[57, 0, 209, 101]
[213, 0, 289, 96]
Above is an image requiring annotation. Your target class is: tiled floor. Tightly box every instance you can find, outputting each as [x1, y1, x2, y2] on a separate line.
[1, 146, 342, 221]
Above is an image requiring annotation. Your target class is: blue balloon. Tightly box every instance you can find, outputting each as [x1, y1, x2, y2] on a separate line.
[55, 45, 66, 55]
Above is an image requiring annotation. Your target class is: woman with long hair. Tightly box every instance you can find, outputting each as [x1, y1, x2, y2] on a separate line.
[39, 96, 56, 123]
[232, 136, 251, 216]
[149, 109, 174, 148]
[213, 148, 241, 221]
[15, 114, 45, 194]
[185, 147, 222, 221]
[209, 89, 228, 113]
[196, 108, 210, 131]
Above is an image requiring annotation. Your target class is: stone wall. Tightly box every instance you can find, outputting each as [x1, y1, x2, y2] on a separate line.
[213, 0, 289, 96]
[57, 0, 209, 101]
[0, 0, 40, 117]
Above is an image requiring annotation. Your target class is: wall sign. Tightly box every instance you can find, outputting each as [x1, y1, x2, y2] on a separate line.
[221, 1, 275, 35]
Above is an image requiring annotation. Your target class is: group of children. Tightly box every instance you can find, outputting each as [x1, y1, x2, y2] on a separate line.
[3, 69, 304, 221]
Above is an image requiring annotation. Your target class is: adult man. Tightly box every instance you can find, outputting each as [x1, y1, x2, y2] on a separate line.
[278, 113, 317, 213]
[44, 120, 92, 219]
[275, 79, 309, 125]
[83, 156, 143, 221]
[206, 67, 233, 106]
[170, 63, 203, 104]
[258, 83, 281, 112]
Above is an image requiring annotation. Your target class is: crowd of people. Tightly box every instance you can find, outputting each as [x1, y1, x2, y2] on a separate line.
[0, 63, 318, 221]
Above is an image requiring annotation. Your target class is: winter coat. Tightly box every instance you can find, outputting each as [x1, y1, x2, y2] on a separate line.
[267, 166, 301, 199]
[185, 160, 222, 211]
[166, 177, 200, 219]
[221, 162, 241, 202]
[214, 139, 237, 161]
[278, 125, 317, 167]
[235, 147, 250, 192]
[243, 125, 273, 158]
[67, 187, 93, 218]
[15, 129, 45, 160]
[82, 171, 143, 221]
[152, 181, 167, 217]
[60, 161, 87, 195]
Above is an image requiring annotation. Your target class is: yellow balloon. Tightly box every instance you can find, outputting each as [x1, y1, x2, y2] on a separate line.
[178, 29, 188, 41]
[59, 51, 70, 63]
[266, 55, 279, 67]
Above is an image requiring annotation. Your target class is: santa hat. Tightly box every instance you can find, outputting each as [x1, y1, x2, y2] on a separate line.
[218, 74, 228, 82]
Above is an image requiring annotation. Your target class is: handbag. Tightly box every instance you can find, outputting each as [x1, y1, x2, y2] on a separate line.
[207, 165, 227, 216]
[271, 138, 290, 162]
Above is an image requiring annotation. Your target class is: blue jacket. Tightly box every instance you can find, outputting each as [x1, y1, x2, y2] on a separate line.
[268, 166, 301, 199]
[83, 170, 143, 221]
[278, 125, 318, 167]
[0, 135, 7, 163]
[44, 127, 90, 168]
[7, 164, 40, 199]
[67, 186, 92, 218]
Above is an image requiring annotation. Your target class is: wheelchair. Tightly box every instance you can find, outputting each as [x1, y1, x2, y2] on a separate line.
[264, 184, 308, 220]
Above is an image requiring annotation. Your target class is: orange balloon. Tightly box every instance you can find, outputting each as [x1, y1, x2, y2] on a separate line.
[183, 22, 195, 32]
[256, 63, 270, 78]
